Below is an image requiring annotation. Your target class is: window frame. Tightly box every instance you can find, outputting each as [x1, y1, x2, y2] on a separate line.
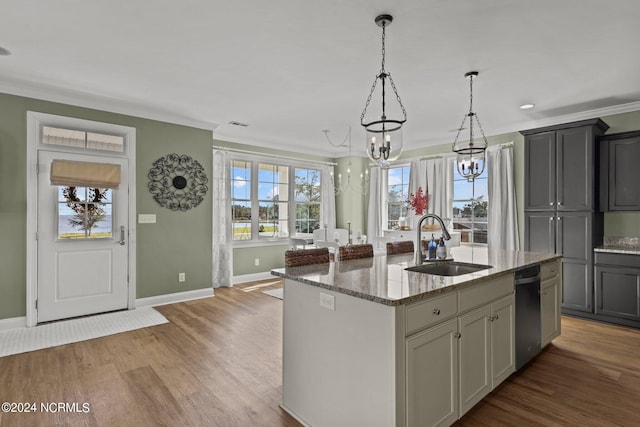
[384, 163, 411, 230]
[230, 154, 326, 247]
[451, 158, 488, 245]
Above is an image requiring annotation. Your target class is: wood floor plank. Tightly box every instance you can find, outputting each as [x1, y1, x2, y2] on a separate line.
[1, 280, 639, 426]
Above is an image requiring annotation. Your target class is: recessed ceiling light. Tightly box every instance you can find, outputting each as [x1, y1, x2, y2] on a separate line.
[0, 46, 11, 56]
[520, 103, 535, 110]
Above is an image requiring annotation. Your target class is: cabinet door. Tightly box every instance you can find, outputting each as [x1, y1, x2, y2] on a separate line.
[490, 295, 515, 387]
[557, 212, 593, 312]
[608, 137, 640, 210]
[524, 212, 556, 253]
[458, 305, 491, 416]
[541, 277, 561, 346]
[525, 132, 556, 210]
[595, 265, 640, 321]
[406, 319, 458, 427]
[556, 126, 594, 210]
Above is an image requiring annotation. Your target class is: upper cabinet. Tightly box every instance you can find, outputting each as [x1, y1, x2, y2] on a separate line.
[599, 131, 640, 211]
[522, 118, 609, 211]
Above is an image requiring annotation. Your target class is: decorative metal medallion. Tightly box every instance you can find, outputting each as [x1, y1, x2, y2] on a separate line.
[148, 153, 208, 211]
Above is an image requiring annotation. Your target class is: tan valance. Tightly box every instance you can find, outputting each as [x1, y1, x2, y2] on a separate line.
[50, 159, 121, 189]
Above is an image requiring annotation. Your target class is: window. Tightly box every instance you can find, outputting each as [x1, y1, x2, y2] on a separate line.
[43, 126, 124, 152]
[452, 160, 488, 244]
[386, 165, 410, 230]
[231, 158, 323, 242]
[295, 168, 321, 234]
[57, 186, 113, 239]
[258, 163, 289, 238]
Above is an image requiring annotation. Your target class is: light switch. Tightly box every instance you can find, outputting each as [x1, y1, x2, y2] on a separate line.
[138, 214, 156, 224]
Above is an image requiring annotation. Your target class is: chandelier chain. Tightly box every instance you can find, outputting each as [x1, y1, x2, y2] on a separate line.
[380, 21, 386, 73]
[388, 74, 407, 119]
[360, 75, 379, 123]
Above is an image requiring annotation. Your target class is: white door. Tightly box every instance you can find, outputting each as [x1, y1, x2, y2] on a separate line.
[37, 150, 129, 323]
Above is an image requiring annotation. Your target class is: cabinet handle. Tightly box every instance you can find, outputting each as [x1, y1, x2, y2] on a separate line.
[488, 315, 500, 322]
[433, 308, 441, 315]
[549, 202, 554, 206]
[454, 332, 461, 339]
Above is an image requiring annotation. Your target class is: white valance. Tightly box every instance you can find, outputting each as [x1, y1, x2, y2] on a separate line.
[50, 159, 121, 189]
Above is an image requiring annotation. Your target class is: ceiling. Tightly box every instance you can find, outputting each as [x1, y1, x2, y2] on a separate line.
[2, 0, 640, 158]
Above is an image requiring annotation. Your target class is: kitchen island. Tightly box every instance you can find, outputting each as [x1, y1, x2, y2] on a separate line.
[271, 247, 561, 427]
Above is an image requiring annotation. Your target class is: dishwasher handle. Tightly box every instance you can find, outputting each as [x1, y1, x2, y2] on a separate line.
[515, 274, 541, 285]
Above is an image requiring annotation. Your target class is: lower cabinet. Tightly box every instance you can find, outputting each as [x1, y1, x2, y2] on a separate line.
[406, 319, 459, 427]
[458, 294, 515, 416]
[404, 276, 515, 426]
[541, 260, 562, 346]
[594, 252, 640, 323]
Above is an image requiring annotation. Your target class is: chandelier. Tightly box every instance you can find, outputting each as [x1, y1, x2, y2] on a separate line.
[324, 126, 369, 195]
[452, 71, 488, 182]
[360, 14, 407, 168]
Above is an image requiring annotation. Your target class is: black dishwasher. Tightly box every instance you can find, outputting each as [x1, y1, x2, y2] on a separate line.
[515, 264, 541, 370]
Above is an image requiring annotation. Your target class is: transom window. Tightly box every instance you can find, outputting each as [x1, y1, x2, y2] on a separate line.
[452, 159, 488, 244]
[43, 126, 124, 152]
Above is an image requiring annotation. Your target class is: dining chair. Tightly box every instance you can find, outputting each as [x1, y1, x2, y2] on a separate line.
[284, 247, 331, 267]
[289, 237, 308, 250]
[386, 240, 414, 255]
[337, 244, 374, 261]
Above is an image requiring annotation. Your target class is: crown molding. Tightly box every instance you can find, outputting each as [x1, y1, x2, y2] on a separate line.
[0, 78, 218, 132]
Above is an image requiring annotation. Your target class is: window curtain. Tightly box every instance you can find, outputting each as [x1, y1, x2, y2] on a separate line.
[487, 145, 519, 251]
[321, 165, 337, 229]
[425, 157, 453, 221]
[407, 159, 427, 229]
[367, 166, 386, 240]
[212, 149, 233, 288]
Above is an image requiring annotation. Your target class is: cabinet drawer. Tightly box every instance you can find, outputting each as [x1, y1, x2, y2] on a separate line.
[541, 259, 561, 280]
[406, 292, 458, 336]
[595, 252, 640, 268]
[458, 274, 514, 313]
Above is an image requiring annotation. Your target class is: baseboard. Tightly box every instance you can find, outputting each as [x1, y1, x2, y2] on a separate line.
[136, 287, 214, 308]
[0, 316, 27, 331]
[279, 403, 311, 427]
[233, 271, 275, 284]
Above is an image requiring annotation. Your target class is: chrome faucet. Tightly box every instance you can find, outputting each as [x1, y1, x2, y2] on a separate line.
[415, 214, 452, 265]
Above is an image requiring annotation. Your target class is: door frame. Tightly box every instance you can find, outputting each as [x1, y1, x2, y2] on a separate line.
[26, 111, 137, 327]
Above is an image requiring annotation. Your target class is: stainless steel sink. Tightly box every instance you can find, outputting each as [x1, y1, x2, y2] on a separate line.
[405, 261, 493, 276]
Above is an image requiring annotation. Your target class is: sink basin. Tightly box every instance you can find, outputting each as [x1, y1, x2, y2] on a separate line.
[405, 261, 493, 276]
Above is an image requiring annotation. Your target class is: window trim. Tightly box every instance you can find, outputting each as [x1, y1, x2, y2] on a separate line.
[451, 158, 488, 245]
[230, 153, 327, 247]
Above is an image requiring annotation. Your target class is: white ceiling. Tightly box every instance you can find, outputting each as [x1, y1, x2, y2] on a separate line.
[2, 0, 640, 157]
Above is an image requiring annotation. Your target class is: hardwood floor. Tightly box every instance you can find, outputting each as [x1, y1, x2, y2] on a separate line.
[455, 316, 640, 427]
[1, 280, 639, 427]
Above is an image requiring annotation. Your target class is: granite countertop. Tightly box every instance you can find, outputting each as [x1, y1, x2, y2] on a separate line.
[594, 236, 640, 255]
[271, 247, 561, 306]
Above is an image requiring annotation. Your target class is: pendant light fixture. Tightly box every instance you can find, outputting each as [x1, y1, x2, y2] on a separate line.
[452, 71, 488, 182]
[360, 14, 407, 168]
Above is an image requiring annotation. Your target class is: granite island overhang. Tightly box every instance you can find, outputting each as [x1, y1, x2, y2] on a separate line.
[271, 248, 562, 427]
[271, 248, 561, 306]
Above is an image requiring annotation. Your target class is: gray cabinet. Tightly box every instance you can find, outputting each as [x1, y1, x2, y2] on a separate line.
[522, 119, 607, 315]
[599, 131, 640, 211]
[594, 252, 640, 325]
[525, 211, 600, 312]
[523, 119, 608, 211]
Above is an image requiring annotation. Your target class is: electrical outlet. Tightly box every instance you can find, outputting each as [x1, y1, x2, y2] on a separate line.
[319, 293, 335, 311]
[178, 272, 186, 283]
[254, 258, 260, 266]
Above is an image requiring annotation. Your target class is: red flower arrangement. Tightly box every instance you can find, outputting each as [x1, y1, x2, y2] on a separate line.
[407, 186, 429, 216]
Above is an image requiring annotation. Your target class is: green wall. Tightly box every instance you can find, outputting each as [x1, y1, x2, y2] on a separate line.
[0, 92, 215, 320]
[2, 87, 639, 321]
